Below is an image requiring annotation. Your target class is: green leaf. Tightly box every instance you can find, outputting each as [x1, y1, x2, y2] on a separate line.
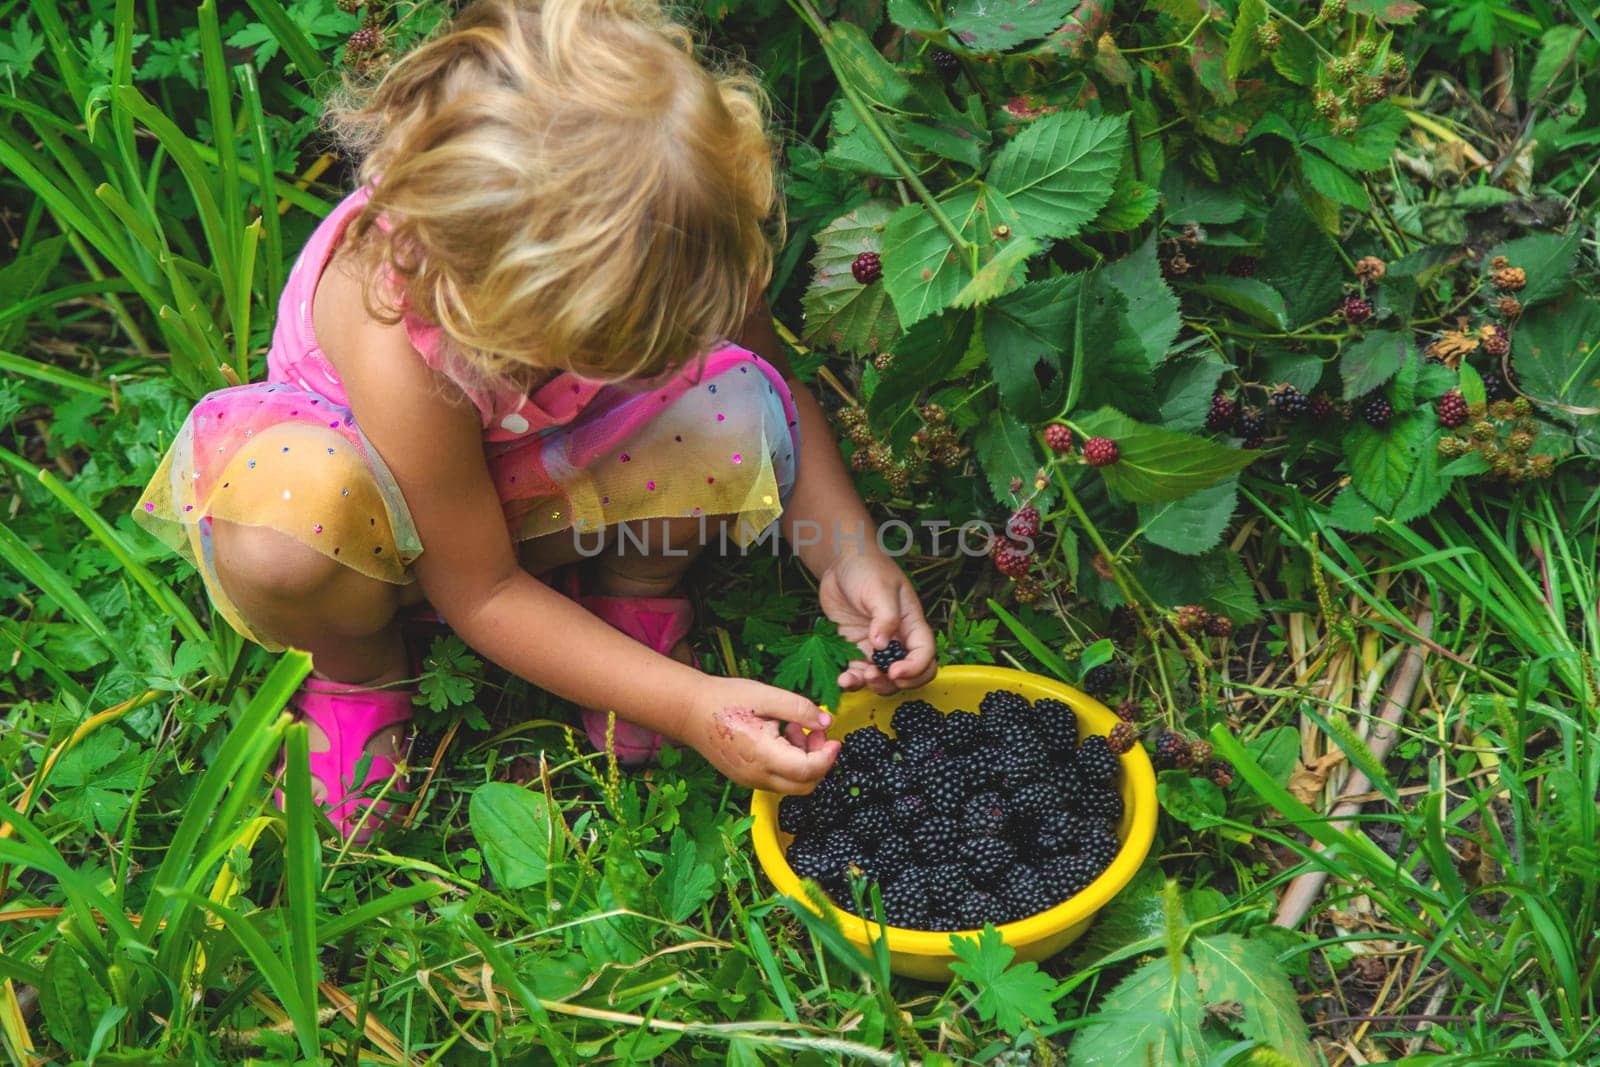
[951, 235, 1040, 308]
[0, 235, 65, 350]
[770, 617, 857, 705]
[948, 926, 1061, 1035]
[40, 942, 112, 1056]
[1508, 297, 1600, 443]
[801, 201, 903, 355]
[1259, 191, 1344, 327]
[1346, 0, 1423, 22]
[946, 0, 1075, 53]
[974, 408, 1041, 506]
[1340, 330, 1410, 400]
[984, 273, 1077, 421]
[1270, 23, 1317, 84]
[1189, 24, 1235, 103]
[1139, 478, 1238, 555]
[659, 828, 719, 922]
[1097, 160, 1159, 232]
[1484, 231, 1579, 310]
[871, 309, 974, 422]
[882, 185, 1027, 328]
[470, 782, 563, 890]
[1075, 408, 1256, 503]
[1531, 26, 1583, 94]
[1157, 354, 1231, 432]
[1300, 149, 1369, 209]
[1191, 277, 1289, 330]
[1225, 0, 1267, 78]
[1077, 278, 1159, 418]
[887, 0, 942, 32]
[1157, 773, 1227, 828]
[1192, 933, 1317, 1065]
[988, 112, 1128, 240]
[1161, 166, 1247, 225]
[1067, 956, 1206, 1065]
[1104, 231, 1181, 365]
[822, 21, 911, 110]
[1342, 411, 1434, 513]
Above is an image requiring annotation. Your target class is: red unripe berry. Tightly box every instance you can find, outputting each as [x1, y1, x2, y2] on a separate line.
[1006, 506, 1040, 540]
[1044, 423, 1074, 454]
[851, 251, 883, 285]
[1437, 389, 1469, 429]
[1083, 437, 1120, 467]
[1341, 294, 1375, 324]
[992, 539, 1031, 577]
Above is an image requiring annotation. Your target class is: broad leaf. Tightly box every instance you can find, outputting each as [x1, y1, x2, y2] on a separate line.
[988, 111, 1128, 240]
[770, 618, 858, 705]
[1157, 354, 1231, 432]
[871, 309, 975, 422]
[1347, 0, 1423, 22]
[975, 407, 1042, 506]
[1300, 148, 1369, 209]
[886, 0, 942, 32]
[1192, 933, 1317, 1065]
[984, 273, 1078, 421]
[1068, 956, 1206, 1065]
[1259, 191, 1344, 327]
[1077, 278, 1159, 419]
[1270, 23, 1317, 84]
[471, 783, 564, 890]
[882, 185, 1028, 327]
[1511, 297, 1600, 451]
[1162, 166, 1247, 225]
[821, 21, 911, 110]
[1075, 408, 1257, 503]
[1104, 231, 1181, 365]
[801, 201, 903, 355]
[40, 942, 113, 1056]
[659, 828, 719, 922]
[1191, 277, 1289, 330]
[1139, 478, 1238, 555]
[1342, 411, 1434, 513]
[1485, 230, 1579, 310]
[948, 926, 1061, 1035]
[1340, 330, 1410, 400]
[1225, 0, 1267, 78]
[947, 0, 1075, 52]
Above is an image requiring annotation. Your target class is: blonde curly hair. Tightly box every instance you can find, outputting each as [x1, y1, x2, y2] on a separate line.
[327, 0, 780, 382]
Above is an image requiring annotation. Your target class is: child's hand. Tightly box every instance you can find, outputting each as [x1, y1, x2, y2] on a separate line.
[819, 551, 937, 694]
[686, 677, 841, 793]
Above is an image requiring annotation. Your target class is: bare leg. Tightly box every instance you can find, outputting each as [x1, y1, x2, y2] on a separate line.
[211, 519, 409, 798]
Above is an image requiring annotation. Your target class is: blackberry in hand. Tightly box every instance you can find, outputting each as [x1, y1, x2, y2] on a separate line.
[1075, 735, 1118, 784]
[851, 251, 883, 285]
[1361, 395, 1393, 429]
[871, 640, 908, 673]
[1082, 663, 1118, 698]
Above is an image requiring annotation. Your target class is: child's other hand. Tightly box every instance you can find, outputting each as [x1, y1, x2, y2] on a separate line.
[820, 552, 937, 695]
[688, 677, 840, 794]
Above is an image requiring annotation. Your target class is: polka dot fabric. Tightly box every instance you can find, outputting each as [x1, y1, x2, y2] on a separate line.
[133, 187, 801, 649]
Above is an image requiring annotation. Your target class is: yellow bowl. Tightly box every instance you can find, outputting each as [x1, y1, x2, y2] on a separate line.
[751, 664, 1158, 981]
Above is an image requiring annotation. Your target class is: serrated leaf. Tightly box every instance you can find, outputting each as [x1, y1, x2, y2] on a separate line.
[1191, 277, 1289, 330]
[802, 201, 904, 355]
[946, 0, 1075, 53]
[988, 111, 1128, 239]
[1157, 355, 1231, 431]
[470, 783, 563, 890]
[1326, 486, 1380, 532]
[1347, 0, 1422, 22]
[822, 21, 911, 109]
[40, 943, 112, 1056]
[1300, 148, 1369, 209]
[1484, 231, 1579, 310]
[659, 828, 719, 922]
[1192, 933, 1317, 1065]
[887, 0, 942, 32]
[975, 408, 1041, 506]
[952, 235, 1040, 308]
[1139, 478, 1238, 555]
[1075, 408, 1257, 503]
[1510, 297, 1600, 427]
[1161, 165, 1247, 224]
[882, 185, 1027, 327]
[1189, 24, 1234, 103]
[1259, 350, 1325, 395]
[984, 273, 1078, 420]
[1342, 411, 1434, 513]
[1458, 362, 1487, 408]
[949, 926, 1061, 1035]
[1225, 0, 1266, 78]
[1104, 231, 1181, 365]
[1270, 23, 1317, 84]
[1259, 191, 1343, 327]
[1138, 545, 1259, 618]
[871, 309, 974, 421]
[1340, 330, 1410, 400]
[1078, 277, 1159, 418]
[770, 618, 857, 705]
[824, 101, 900, 178]
[1067, 956, 1206, 1066]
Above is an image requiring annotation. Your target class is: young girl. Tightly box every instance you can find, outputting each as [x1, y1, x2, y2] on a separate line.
[135, 0, 935, 839]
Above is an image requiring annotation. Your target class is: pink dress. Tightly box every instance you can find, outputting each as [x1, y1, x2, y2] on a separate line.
[135, 187, 800, 648]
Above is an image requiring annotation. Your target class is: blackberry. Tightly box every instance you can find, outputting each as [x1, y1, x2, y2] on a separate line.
[840, 726, 893, 769]
[787, 836, 831, 880]
[929, 47, 961, 81]
[1206, 392, 1237, 432]
[778, 793, 813, 835]
[1076, 825, 1120, 868]
[336, 0, 363, 11]
[345, 25, 382, 54]
[1076, 782, 1124, 823]
[1075, 736, 1118, 784]
[979, 689, 1031, 718]
[925, 864, 971, 910]
[1481, 369, 1513, 402]
[961, 791, 1011, 837]
[1234, 406, 1268, 439]
[871, 640, 908, 674]
[883, 867, 930, 926]
[1006, 506, 1041, 541]
[851, 251, 883, 285]
[1361, 395, 1393, 429]
[919, 762, 971, 817]
[1226, 256, 1258, 278]
[991, 539, 1032, 578]
[896, 730, 945, 766]
[915, 816, 963, 863]
[1044, 423, 1074, 453]
[1034, 810, 1078, 856]
[1082, 663, 1118, 698]
[1083, 437, 1120, 467]
[821, 829, 872, 875]
[1205, 613, 1235, 638]
[995, 745, 1049, 791]
[889, 792, 927, 830]
[954, 750, 1003, 795]
[1008, 781, 1062, 825]
[840, 768, 883, 808]
[875, 834, 915, 879]
[1188, 740, 1214, 766]
[1106, 721, 1136, 754]
[961, 835, 1018, 885]
[1041, 853, 1102, 895]
[925, 913, 961, 931]
[1271, 384, 1311, 419]
[1481, 325, 1510, 358]
[1309, 393, 1339, 421]
[1030, 697, 1078, 753]
[1209, 760, 1236, 788]
[957, 888, 1005, 929]
[1153, 731, 1193, 769]
[848, 803, 893, 844]
[1341, 295, 1374, 324]
[808, 778, 848, 828]
[1044, 752, 1083, 797]
[940, 709, 984, 754]
[1002, 866, 1057, 920]
[891, 699, 942, 739]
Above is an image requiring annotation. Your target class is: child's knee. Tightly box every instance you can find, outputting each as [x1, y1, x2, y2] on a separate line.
[212, 519, 344, 604]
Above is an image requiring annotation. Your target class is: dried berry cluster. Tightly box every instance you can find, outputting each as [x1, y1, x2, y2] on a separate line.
[839, 402, 965, 493]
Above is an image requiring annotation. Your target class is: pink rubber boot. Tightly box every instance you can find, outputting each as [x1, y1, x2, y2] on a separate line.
[577, 594, 693, 766]
[289, 678, 413, 842]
